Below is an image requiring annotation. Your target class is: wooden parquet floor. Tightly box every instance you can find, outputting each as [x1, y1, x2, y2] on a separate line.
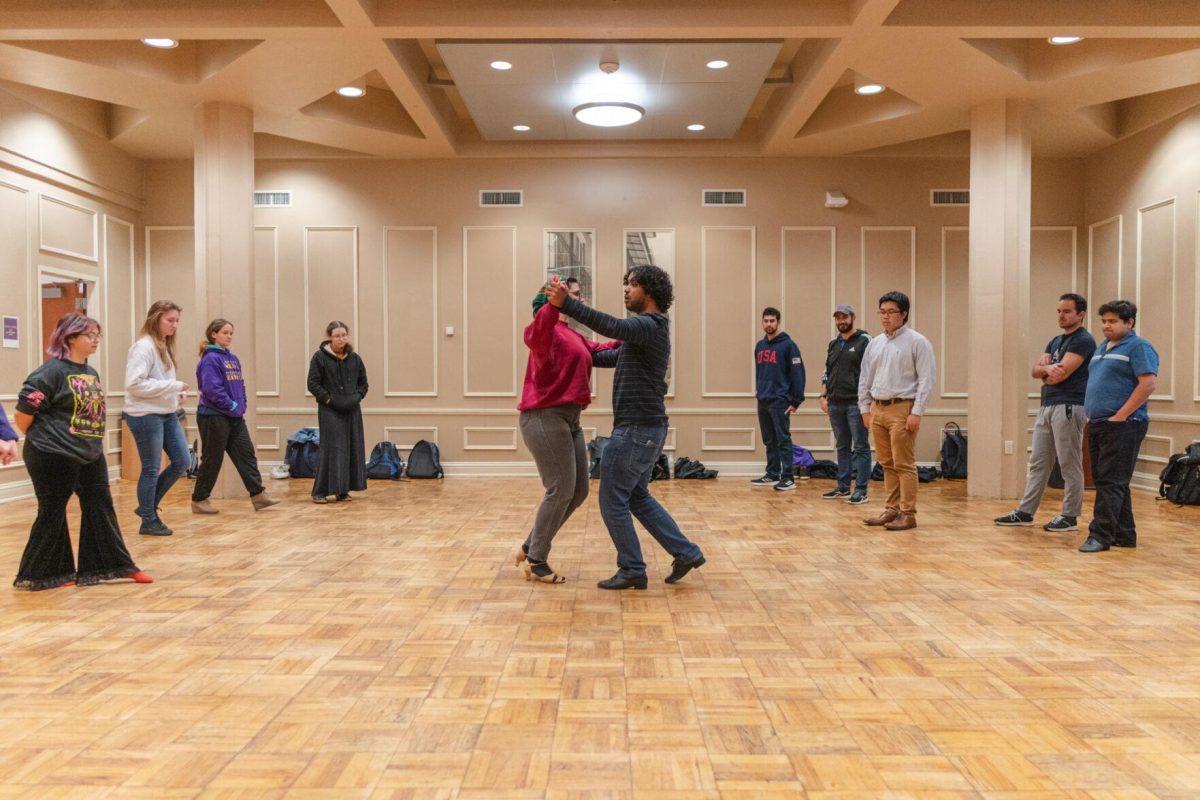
[1, 474, 1199, 799]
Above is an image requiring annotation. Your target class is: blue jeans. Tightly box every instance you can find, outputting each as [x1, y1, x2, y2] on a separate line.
[599, 424, 703, 579]
[756, 399, 793, 480]
[828, 403, 871, 492]
[124, 412, 190, 522]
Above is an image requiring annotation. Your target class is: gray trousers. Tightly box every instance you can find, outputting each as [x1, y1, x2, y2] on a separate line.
[520, 404, 589, 562]
[1018, 403, 1087, 518]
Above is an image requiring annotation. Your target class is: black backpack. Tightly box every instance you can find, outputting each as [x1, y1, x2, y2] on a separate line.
[406, 439, 443, 478]
[366, 441, 405, 480]
[674, 456, 718, 479]
[869, 462, 939, 482]
[1158, 443, 1200, 506]
[587, 436, 611, 478]
[285, 437, 321, 478]
[807, 459, 839, 480]
[940, 422, 968, 479]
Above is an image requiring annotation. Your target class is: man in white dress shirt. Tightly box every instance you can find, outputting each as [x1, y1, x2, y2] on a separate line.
[857, 291, 936, 531]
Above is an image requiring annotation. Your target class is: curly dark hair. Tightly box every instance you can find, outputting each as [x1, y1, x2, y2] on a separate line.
[625, 265, 674, 313]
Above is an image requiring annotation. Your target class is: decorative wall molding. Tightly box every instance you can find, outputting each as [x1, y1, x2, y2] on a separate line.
[861, 226, 917, 327]
[463, 426, 518, 451]
[254, 426, 281, 452]
[1087, 214, 1122, 333]
[384, 426, 439, 448]
[1135, 197, 1176, 401]
[102, 214, 135, 398]
[143, 225, 193, 308]
[383, 226, 438, 397]
[940, 226, 968, 398]
[302, 225, 360, 371]
[254, 225, 281, 397]
[700, 427, 756, 451]
[700, 225, 757, 398]
[38, 193, 99, 263]
[462, 225, 517, 397]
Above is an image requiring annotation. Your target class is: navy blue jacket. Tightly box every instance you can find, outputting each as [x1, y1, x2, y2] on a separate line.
[755, 332, 805, 405]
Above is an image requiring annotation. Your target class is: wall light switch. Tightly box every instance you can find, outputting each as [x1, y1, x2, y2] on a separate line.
[1004, 440, 1014, 455]
[444, 326, 455, 336]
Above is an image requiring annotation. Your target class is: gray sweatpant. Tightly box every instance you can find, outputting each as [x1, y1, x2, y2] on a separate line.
[1018, 403, 1087, 518]
[520, 404, 589, 562]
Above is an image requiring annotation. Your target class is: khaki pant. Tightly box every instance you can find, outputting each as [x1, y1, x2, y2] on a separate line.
[871, 399, 917, 516]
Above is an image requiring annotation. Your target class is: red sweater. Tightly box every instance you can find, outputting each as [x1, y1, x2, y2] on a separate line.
[519, 304, 619, 411]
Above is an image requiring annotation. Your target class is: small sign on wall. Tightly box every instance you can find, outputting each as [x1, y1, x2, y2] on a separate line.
[1, 316, 17, 349]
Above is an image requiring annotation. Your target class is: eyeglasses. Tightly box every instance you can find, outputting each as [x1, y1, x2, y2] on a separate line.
[877, 309, 903, 317]
[81, 332, 103, 341]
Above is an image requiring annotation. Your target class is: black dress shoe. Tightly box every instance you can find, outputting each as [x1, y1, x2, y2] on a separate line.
[1078, 537, 1109, 553]
[665, 555, 706, 584]
[1113, 540, 1137, 548]
[597, 574, 648, 590]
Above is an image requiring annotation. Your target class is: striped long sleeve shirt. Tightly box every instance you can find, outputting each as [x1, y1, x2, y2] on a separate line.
[560, 297, 670, 429]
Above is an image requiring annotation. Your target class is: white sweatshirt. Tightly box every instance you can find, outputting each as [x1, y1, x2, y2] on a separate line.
[124, 335, 185, 416]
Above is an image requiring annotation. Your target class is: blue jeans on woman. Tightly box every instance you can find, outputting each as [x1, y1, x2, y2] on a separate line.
[599, 423, 703, 580]
[124, 411, 190, 523]
[828, 403, 871, 493]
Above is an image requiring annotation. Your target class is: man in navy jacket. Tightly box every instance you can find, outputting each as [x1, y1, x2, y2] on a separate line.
[752, 307, 806, 491]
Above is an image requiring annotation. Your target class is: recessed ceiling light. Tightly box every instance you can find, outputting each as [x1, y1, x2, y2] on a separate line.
[141, 37, 178, 49]
[512, 124, 531, 132]
[573, 102, 645, 128]
[854, 82, 885, 96]
[336, 85, 366, 98]
[687, 123, 705, 131]
[1048, 35, 1083, 45]
[490, 60, 513, 70]
[706, 59, 729, 70]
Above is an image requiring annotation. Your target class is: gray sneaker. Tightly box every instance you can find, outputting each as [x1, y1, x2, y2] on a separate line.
[750, 476, 776, 486]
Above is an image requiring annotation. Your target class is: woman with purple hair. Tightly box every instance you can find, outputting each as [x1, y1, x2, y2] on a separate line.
[11, 312, 153, 590]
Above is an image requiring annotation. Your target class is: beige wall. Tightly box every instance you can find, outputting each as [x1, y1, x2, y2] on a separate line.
[143, 155, 1082, 471]
[1083, 104, 1200, 485]
[0, 90, 144, 497]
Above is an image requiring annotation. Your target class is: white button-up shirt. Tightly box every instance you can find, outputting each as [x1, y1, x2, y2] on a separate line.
[857, 325, 937, 415]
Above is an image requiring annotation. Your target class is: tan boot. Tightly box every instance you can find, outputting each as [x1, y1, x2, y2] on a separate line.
[884, 513, 917, 531]
[191, 499, 218, 515]
[251, 492, 280, 511]
[863, 510, 899, 527]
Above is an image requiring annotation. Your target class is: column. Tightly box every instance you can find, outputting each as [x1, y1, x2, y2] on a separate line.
[967, 99, 1031, 499]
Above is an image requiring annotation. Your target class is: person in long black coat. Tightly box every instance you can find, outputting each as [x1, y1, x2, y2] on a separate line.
[306, 320, 368, 502]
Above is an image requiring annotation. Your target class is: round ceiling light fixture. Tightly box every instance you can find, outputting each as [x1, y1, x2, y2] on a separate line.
[573, 102, 645, 127]
[706, 59, 729, 69]
[490, 60, 513, 70]
[687, 123, 705, 131]
[141, 37, 178, 49]
[336, 81, 366, 98]
[854, 78, 885, 96]
[1048, 35, 1083, 45]
[512, 124, 531, 132]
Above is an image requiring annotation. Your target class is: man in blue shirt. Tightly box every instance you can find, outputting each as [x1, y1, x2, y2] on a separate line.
[751, 307, 805, 492]
[1080, 300, 1159, 553]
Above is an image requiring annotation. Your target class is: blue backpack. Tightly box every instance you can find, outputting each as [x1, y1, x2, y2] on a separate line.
[284, 427, 321, 478]
[791, 445, 815, 467]
[366, 441, 405, 480]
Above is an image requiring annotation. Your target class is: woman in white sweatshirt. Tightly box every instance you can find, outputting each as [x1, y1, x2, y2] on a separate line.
[124, 301, 190, 536]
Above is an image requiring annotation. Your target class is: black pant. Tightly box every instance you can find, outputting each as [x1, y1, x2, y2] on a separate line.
[1087, 419, 1148, 546]
[757, 398, 793, 480]
[15, 445, 139, 591]
[192, 414, 265, 501]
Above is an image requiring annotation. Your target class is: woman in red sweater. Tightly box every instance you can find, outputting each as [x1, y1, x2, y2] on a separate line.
[516, 278, 619, 583]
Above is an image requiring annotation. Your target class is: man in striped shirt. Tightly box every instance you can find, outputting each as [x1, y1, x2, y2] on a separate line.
[548, 265, 705, 590]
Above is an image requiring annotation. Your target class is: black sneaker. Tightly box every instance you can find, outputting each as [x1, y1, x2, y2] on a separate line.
[773, 479, 796, 492]
[665, 555, 705, 584]
[848, 490, 869, 505]
[749, 476, 776, 486]
[994, 511, 1034, 527]
[138, 519, 173, 536]
[795, 467, 811, 481]
[1043, 515, 1078, 532]
[822, 489, 851, 500]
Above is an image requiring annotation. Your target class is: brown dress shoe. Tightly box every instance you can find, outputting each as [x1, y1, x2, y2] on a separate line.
[864, 510, 900, 526]
[884, 514, 917, 531]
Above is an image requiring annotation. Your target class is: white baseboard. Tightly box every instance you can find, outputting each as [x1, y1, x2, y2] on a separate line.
[0, 465, 122, 504]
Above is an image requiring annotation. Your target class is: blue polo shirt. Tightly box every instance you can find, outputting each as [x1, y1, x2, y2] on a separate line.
[1084, 331, 1159, 422]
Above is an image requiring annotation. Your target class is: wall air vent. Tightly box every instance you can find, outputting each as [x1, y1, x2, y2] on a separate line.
[931, 189, 969, 207]
[702, 189, 747, 207]
[480, 189, 523, 207]
[254, 190, 292, 208]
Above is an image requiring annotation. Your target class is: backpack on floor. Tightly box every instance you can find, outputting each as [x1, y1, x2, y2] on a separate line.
[939, 422, 968, 479]
[917, 465, 941, 483]
[650, 454, 671, 481]
[791, 445, 815, 468]
[587, 436, 611, 478]
[185, 439, 200, 479]
[406, 439, 443, 478]
[1158, 443, 1200, 506]
[870, 462, 884, 481]
[674, 456, 718, 479]
[284, 428, 321, 479]
[807, 459, 839, 480]
[366, 441, 405, 480]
